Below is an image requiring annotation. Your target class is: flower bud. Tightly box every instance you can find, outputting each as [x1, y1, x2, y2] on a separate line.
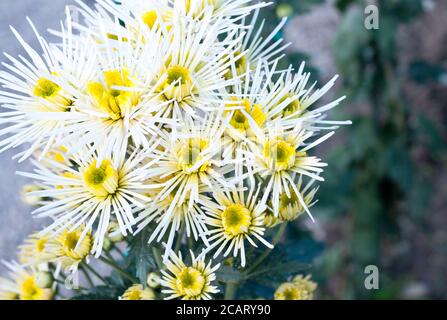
[146, 272, 161, 289]
[35, 271, 53, 289]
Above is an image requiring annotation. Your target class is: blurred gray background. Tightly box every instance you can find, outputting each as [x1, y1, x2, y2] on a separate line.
[0, 0, 86, 270]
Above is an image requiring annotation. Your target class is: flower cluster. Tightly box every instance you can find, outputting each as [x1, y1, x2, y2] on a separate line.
[0, 0, 349, 300]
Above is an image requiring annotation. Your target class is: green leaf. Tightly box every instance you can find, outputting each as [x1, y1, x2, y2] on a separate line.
[126, 229, 157, 285]
[215, 265, 246, 283]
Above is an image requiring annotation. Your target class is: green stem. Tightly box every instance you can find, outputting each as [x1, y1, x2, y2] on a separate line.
[245, 223, 288, 275]
[82, 262, 108, 285]
[174, 223, 185, 253]
[224, 282, 239, 300]
[152, 247, 164, 270]
[99, 256, 138, 283]
[80, 265, 94, 287]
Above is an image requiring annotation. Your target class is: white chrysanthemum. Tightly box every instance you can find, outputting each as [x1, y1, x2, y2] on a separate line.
[270, 64, 351, 132]
[176, 0, 269, 23]
[224, 9, 289, 79]
[199, 185, 273, 267]
[0, 261, 54, 300]
[150, 10, 243, 118]
[84, 0, 173, 35]
[141, 113, 238, 258]
[136, 187, 210, 260]
[0, 18, 93, 161]
[58, 15, 174, 162]
[222, 61, 310, 149]
[272, 177, 318, 222]
[17, 146, 154, 257]
[246, 127, 332, 218]
[160, 250, 220, 300]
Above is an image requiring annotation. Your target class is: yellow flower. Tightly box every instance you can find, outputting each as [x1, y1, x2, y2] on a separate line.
[20, 184, 43, 207]
[263, 139, 298, 172]
[274, 275, 317, 300]
[121, 284, 155, 300]
[202, 187, 272, 267]
[50, 227, 93, 270]
[160, 251, 219, 300]
[293, 274, 317, 299]
[0, 262, 54, 300]
[274, 282, 304, 300]
[226, 98, 266, 136]
[18, 233, 54, 265]
[33, 77, 73, 110]
[19, 276, 54, 300]
[263, 210, 281, 228]
[160, 65, 194, 102]
[83, 159, 119, 198]
[175, 138, 210, 173]
[221, 204, 253, 236]
[276, 178, 318, 222]
[87, 69, 139, 121]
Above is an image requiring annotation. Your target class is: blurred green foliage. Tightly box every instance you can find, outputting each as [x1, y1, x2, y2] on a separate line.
[262, 0, 447, 299]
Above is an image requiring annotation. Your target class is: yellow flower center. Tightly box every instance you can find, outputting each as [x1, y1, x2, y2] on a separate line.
[264, 139, 296, 171]
[34, 78, 61, 99]
[142, 10, 158, 29]
[122, 284, 155, 300]
[20, 276, 42, 300]
[280, 191, 299, 209]
[161, 65, 193, 101]
[221, 204, 252, 236]
[275, 283, 303, 300]
[33, 77, 72, 109]
[167, 65, 191, 85]
[87, 69, 138, 121]
[227, 99, 266, 132]
[59, 229, 91, 262]
[176, 267, 205, 298]
[36, 238, 47, 253]
[224, 51, 247, 79]
[280, 93, 301, 117]
[176, 138, 209, 173]
[84, 160, 119, 197]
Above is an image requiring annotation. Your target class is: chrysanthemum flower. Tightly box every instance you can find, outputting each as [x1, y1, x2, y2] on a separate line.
[63, 19, 174, 162]
[247, 128, 332, 218]
[222, 61, 308, 151]
[144, 113, 233, 218]
[223, 9, 289, 79]
[20, 184, 43, 207]
[136, 186, 210, 260]
[46, 227, 93, 271]
[0, 261, 54, 300]
[120, 284, 156, 300]
[200, 186, 273, 267]
[177, 0, 268, 23]
[0, 19, 91, 161]
[18, 233, 55, 266]
[274, 274, 317, 300]
[273, 177, 318, 222]
[18, 147, 154, 257]
[269, 64, 350, 132]
[152, 11, 243, 117]
[160, 250, 220, 300]
[293, 274, 317, 299]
